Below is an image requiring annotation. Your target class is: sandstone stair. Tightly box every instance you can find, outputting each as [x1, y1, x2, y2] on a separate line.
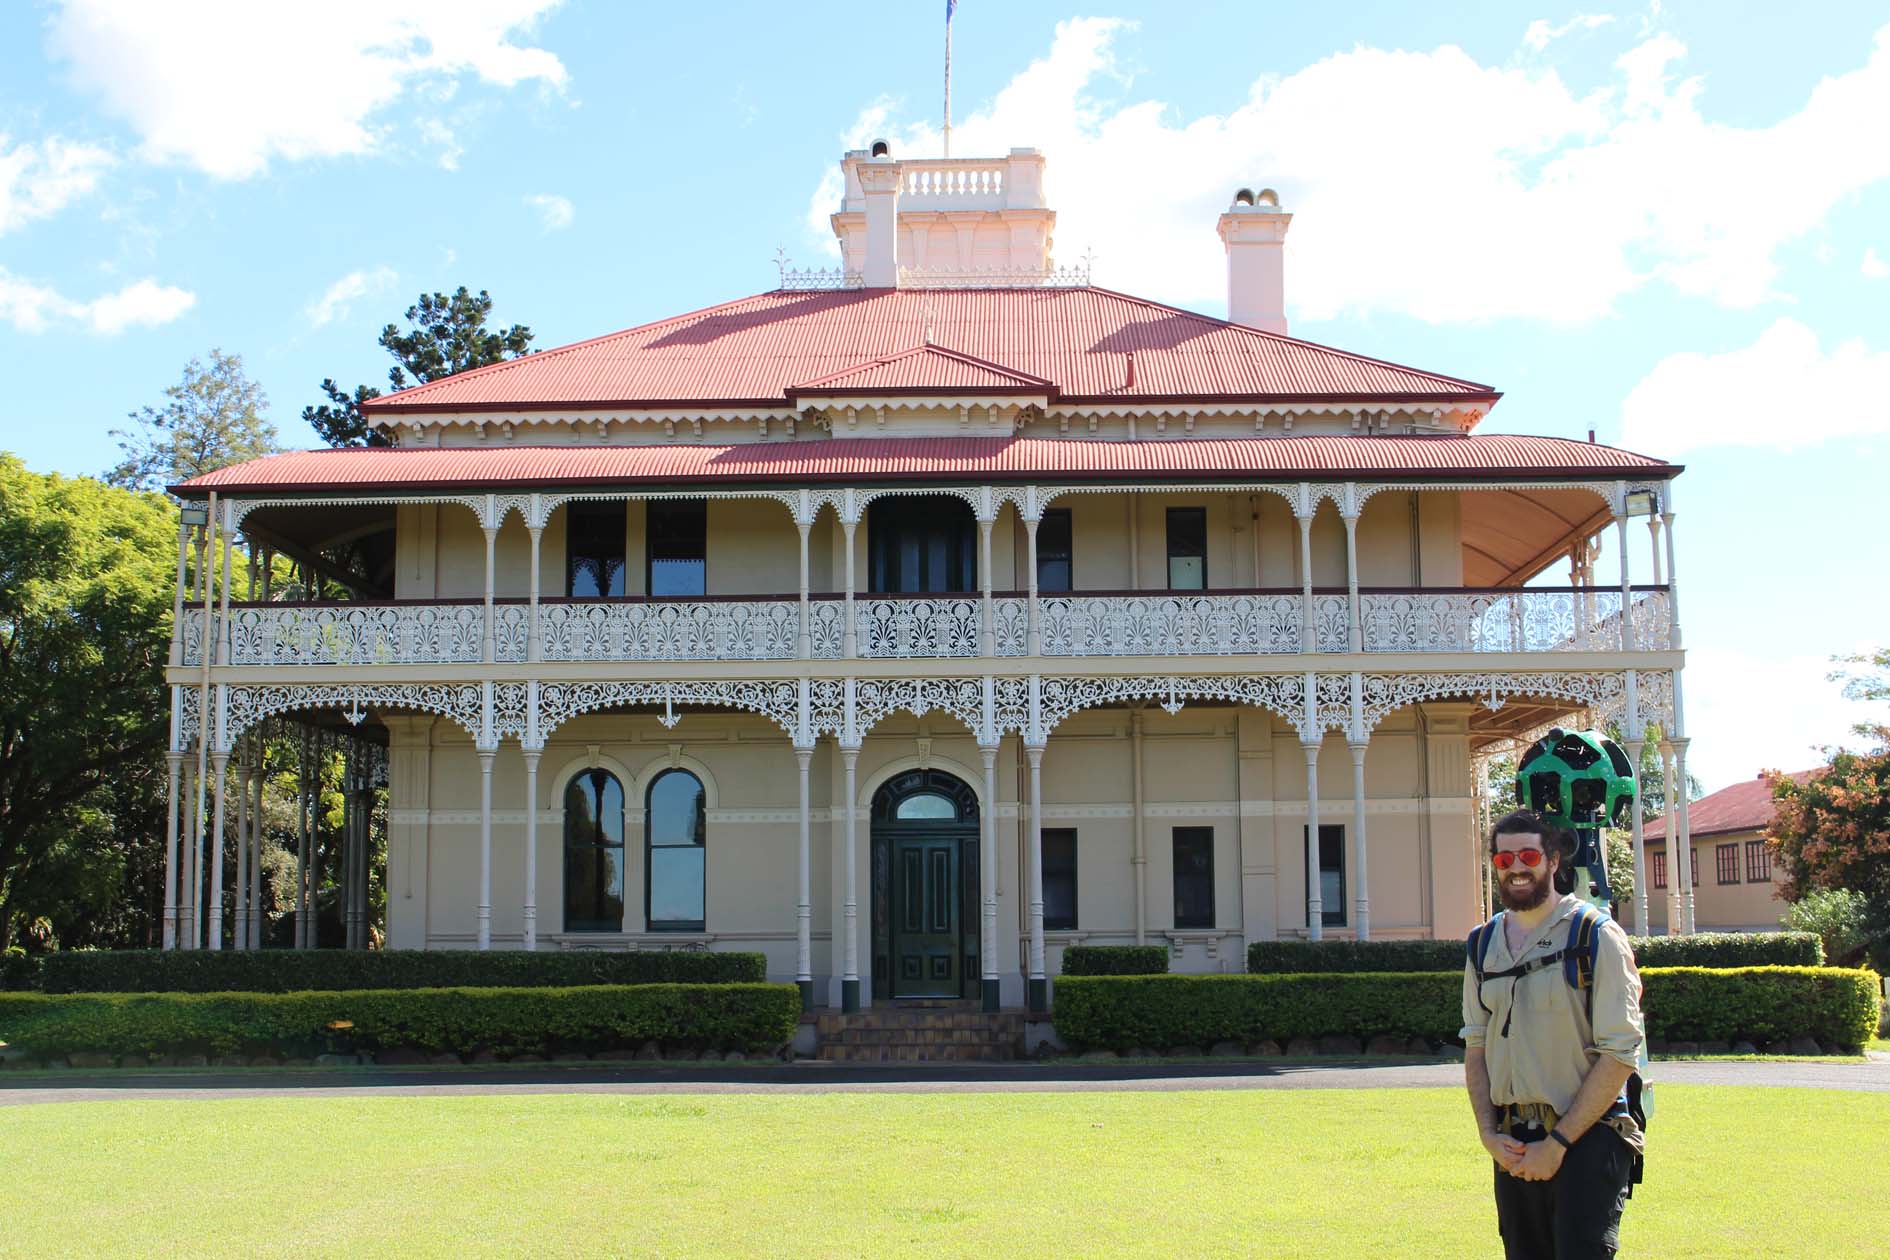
[813, 1000, 1024, 1062]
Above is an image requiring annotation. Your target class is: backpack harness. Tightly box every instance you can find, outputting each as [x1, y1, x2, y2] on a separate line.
[1468, 902, 1649, 1184]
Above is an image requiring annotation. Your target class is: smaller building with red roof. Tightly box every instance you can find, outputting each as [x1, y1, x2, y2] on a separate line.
[1642, 770, 1818, 933]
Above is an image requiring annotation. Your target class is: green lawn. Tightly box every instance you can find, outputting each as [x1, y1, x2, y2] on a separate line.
[3, 1086, 1885, 1258]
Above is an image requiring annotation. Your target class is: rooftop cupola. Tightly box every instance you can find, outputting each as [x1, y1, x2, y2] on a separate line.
[830, 143, 1057, 287]
[1217, 186, 1292, 335]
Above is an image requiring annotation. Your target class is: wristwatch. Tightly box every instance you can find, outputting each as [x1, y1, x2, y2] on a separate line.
[1547, 1129, 1573, 1151]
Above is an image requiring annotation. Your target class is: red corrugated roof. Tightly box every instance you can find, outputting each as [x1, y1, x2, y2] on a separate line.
[174, 434, 1675, 495]
[356, 287, 1500, 413]
[787, 344, 1055, 396]
[1644, 769, 1820, 841]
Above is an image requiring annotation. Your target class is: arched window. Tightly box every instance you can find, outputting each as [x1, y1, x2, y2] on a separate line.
[647, 769, 706, 931]
[564, 769, 625, 932]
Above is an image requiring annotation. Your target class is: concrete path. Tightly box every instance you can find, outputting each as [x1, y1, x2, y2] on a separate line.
[4, 1056, 1888, 1107]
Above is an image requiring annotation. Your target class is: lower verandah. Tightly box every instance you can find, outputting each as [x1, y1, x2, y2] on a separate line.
[384, 702, 1485, 1006]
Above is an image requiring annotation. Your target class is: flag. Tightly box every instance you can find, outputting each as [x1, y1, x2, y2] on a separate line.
[947, 0, 955, 20]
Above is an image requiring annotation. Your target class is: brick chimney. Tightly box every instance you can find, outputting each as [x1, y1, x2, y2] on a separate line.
[1217, 187, 1292, 334]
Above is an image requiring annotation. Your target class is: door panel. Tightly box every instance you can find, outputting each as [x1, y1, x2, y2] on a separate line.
[891, 835, 960, 997]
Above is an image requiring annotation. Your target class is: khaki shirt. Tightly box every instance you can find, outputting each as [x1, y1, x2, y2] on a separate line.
[1461, 894, 1646, 1145]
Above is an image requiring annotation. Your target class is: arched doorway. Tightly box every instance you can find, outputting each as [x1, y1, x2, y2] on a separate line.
[871, 769, 980, 1000]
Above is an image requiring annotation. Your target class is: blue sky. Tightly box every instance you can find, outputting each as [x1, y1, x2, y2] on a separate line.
[3, 1, 1887, 791]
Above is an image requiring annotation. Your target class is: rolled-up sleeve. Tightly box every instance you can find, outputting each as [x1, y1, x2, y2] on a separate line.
[1460, 961, 1488, 1049]
[1591, 922, 1645, 1067]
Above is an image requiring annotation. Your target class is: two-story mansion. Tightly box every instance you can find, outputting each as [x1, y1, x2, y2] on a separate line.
[165, 143, 1695, 1014]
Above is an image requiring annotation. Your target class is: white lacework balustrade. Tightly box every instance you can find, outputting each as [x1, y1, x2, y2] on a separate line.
[179, 586, 1674, 666]
[1357, 589, 1671, 654]
[537, 599, 802, 662]
[856, 596, 983, 659]
[1036, 593, 1306, 657]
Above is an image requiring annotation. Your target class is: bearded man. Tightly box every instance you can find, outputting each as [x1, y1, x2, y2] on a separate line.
[1462, 809, 1646, 1260]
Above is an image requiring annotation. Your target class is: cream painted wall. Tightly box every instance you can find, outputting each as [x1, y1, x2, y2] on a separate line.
[1644, 832, 1789, 933]
[384, 699, 1485, 996]
[390, 486, 1469, 599]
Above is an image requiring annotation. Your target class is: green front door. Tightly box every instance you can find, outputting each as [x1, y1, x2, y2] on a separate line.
[890, 834, 961, 998]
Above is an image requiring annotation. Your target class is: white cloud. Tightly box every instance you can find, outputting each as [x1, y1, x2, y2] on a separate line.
[526, 192, 574, 230]
[306, 265, 399, 328]
[45, 0, 568, 180]
[0, 133, 115, 233]
[809, 19, 1890, 323]
[1683, 648, 1869, 794]
[1523, 14, 1616, 52]
[1864, 247, 1889, 279]
[0, 269, 194, 334]
[1620, 318, 1890, 453]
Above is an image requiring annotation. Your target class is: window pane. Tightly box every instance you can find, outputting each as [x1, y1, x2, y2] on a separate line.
[1306, 824, 1345, 927]
[1746, 840, 1771, 883]
[1166, 508, 1207, 591]
[1716, 843, 1739, 884]
[647, 500, 707, 597]
[567, 503, 627, 598]
[648, 770, 705, 848]
[563, 769, 624, 932]
[1173, 827, 1214, 929]
[1038, 510, 1073, 593]
[868, 495, 976, 594]
[1650, 851, 1667, 890]
[896, 792, 957, 820]
[1043, 829, 1077, 930]
[649, 847, 704, 925]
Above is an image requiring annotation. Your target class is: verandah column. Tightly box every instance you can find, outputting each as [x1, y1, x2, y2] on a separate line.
[1614, 486, 1635, 651]
[796, 519, 813, 660]
[841, 743, 861, 1013]
[481, 494, 498, 664]
[249, 742, 264, 949]
[1624, 733, 1649, 936]
[1295, 485, 1316, 653]
[795, 745, 814, 1010]
[1301, 672, 1323, 941]
[182, 758, 199, 948]
[477, 747, 495, 950]
[1660, 739, 1680, 934]
[1024, 499, 1042, 657]
[163, 749, 182, 950]
[1341, 485, 1362, 654]
[841, 511, 860, 659]
[522, 748, 541, 951]
[978, 508, 996, 657]
[1673, 736, 1695, 934]
[979, 742, 1000, 1011]
[234, 754, 251, 951]
[1347, 672, 1370, 940]
[527, 517, 544, 662]
[1025, 742, 1047, 1013]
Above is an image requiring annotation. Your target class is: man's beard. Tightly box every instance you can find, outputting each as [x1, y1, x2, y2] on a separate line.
[1498, 870, 1553, 911]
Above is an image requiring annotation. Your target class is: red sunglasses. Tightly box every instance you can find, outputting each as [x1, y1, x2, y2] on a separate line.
[1491, 848, 1546, 871]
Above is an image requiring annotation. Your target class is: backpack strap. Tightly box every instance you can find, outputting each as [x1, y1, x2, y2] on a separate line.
[1467, 912, 1503, 1016]
[1563, 904, 1603, 1024]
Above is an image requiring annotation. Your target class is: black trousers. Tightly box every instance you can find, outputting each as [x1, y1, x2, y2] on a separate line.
[1492, 1121, 1634, 1260]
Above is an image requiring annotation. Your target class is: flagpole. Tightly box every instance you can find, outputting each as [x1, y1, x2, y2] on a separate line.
[943, 1, 953, 157]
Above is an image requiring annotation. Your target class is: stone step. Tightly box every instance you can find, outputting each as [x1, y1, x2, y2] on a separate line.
[829, 1028, 1017, 1046]
[814, 1012, 1025, 1034]
[816, 1042, 1016, 1063]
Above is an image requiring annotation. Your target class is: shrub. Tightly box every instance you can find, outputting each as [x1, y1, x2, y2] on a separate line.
[1061, 946, 1168, 976]
[1782, 890, 1877, 967]
[1052, 967, 1882, 1052]
[1248, 940, 1465, 974]
[36, 949, 768, 994]
[0, 952, 40, 992]
[1630, 932, 1823, 969]
[1641, 967, 1880, 1049]
[0, 983, 801, 1061]
[1053, 973, 1461, 1051]
[1247, 931, 1823, 975]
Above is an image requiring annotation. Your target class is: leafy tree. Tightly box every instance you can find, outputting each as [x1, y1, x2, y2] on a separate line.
[303, 287, 534, 447]
[1782, 888, 1878, 967]
[1766, 733, 1890, 971]
[0, 456, 176, 951]
[106, 350, 278, 491]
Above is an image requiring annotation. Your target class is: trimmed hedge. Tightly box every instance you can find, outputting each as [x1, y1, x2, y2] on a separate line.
[1247, 931, 1824, 975]
[36, 949, 768, 994]
[1640, 966, 1880, 1048]
[1061, 945, 1169, 976]
[0, 953, 40, 992]
[1248, 940, 1465, 974]
[0, 983, 801, 1060]
[1631, 933, 1823, 969]
[1053, 966, 1882, 1052]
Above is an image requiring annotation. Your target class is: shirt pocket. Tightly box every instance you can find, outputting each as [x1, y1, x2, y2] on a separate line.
[1521, 967, 1561, 1013]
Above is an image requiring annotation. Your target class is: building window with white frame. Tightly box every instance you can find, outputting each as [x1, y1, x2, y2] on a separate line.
[646, 768, 706, 930]
[1305, 823, 1345, 928]
[1172, 826, 1214, 928]
[1166, 507, 1207, 590]
[564, 769, 625, 932]
[1042, 828, 1077, 930]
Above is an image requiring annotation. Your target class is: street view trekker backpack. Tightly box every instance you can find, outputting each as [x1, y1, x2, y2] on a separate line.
[1468, 901, 1651, 1185]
